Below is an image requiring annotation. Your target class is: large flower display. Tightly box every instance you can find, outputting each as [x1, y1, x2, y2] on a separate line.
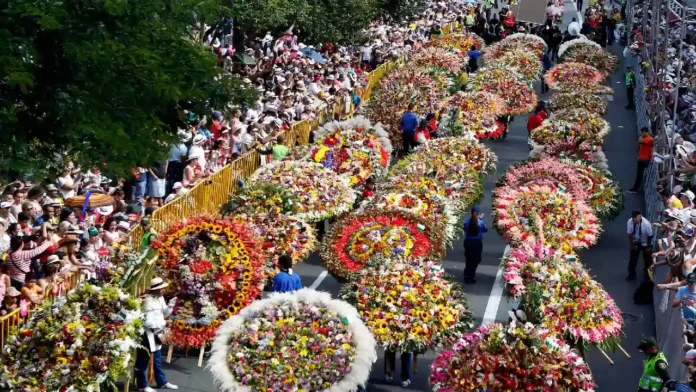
[220, 183, 299, 216]
[559, 38, 618, 76]
[561, 158, 625, 220]
[548, 91, 608, 114]
[361, 188, 460, 246]
[492, 184, 600, 249]
[365, 67, 447, 147]
[151, 215, 264, 348]
[248, 161, 356, 222]
[415, 137, 498, 176]
[208, 289, 377, 392]
[496, 158, 590, 202]
[0, 284, 142, 392]
[529, 118, 607, 146]
[488, 49, 543, 82]
[438, 92, 507, 139]
[554, 108, 611, 141]
[503, 243, 624, 349]
[320, 210, 444, 281]
[429, 322, 596, 392]
[412, 47, 467, 74]
[341, 258, 473, 353]
[483, 33, 548, 61]
[533, 140, 609, 171]
[469, 67, 538, 115]
[544, 62, 607, 92]
[431, 32, 485, 51]
[232, 212, 316, 279]
[303, 116, 393, 187]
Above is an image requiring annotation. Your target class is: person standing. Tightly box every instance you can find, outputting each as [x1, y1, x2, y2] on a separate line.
[463, 206, 488, 284]
[637, 337, 676, 392]
[628, 127, 653, 193]
[576, 0, 584, 13]
[541, 51, 552, 93]
[467, 45, 481, 73]
[385, 350, 412, 387]
[140, 217, 158, 249]
[625, 65, 636, 109]
[135, 277, 178, 392]
[627, 210, 653, 281]
[272, 254, 302, 293]
[400, 103, 419, 155]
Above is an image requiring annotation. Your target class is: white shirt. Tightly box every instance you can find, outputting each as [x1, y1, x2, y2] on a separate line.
[567, 21, 581, 36]
[362, 45, 372, 61]
[626, 217, 654, 246]
[143, 295, 173, 331]
[57, 175, 76, 198]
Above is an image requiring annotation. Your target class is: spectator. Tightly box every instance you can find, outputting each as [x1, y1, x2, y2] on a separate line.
[7, 231, 53, 290]
[661, 189, 684, 210]
[20, 272, 44, 305]
[0, 287, 20, 316]
[627, 210, 653, 281]
[0, 262, 9, 303]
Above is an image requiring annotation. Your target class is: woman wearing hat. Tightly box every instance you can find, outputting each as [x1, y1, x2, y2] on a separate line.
[463, 205, 488, 284]
[135, 277, 178, 392]
[0, 286, 20, 316]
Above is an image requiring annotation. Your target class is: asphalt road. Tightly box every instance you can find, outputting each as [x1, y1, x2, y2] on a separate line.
[125, 2, 657, 391]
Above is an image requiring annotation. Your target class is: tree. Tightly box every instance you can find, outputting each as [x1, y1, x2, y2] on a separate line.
[377, 0, 426, 22]
[0, 0, 258, 182]
[230, 0, 379, 45]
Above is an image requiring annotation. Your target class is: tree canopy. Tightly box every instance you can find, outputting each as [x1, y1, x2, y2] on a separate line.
[0, 0, 257, 182]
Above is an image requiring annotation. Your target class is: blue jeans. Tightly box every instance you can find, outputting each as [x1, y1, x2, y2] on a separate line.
[385, 351, 412, 381]
[135, 337, 168, 388]
[134, 179, 147, 201]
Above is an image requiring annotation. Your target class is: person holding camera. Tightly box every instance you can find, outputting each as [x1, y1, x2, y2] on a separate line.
[627, 210, 653, 281]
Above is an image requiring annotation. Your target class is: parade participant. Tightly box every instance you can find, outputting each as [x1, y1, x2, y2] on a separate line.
[400, 103, 419, 154]
[627, 210, 653, 281]
[463, 205, 488, 284]
[272, 254, 302, 293]
[625, 65, 636, 109]
[414, 119, 431, 146]
[637, 337, 676, 392]
[135, 277, 178, 392]
[385, 350, 413, 387]
[140, 217, 158, 249]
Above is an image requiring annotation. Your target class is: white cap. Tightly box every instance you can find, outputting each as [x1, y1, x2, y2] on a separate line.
[173, 182, 183, 190]
[117, 221, 130, 231]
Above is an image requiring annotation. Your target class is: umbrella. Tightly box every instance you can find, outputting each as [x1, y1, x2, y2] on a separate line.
[300, 48, 326, 64]
[233, 52, 256, 66]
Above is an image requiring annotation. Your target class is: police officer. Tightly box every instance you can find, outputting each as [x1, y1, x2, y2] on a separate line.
[625, 65, 636, 110]
[637, 337, 676, 391]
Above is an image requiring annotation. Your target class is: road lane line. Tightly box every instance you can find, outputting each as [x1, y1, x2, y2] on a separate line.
[482, 245, 510, 325]
[309, 270, 328, 290]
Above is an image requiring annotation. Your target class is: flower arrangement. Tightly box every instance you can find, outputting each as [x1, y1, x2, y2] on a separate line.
[248, 161, 357, 222]
[535, 140, 609, 171]
[231, 212, 316, 280]
[429, 322, 596, 392]
[554, 108, 611, 141]
[469, 68, 538, 115]
[412, 47, 467, 74]
[548, 91, 608, 114]
[431, 32, 486, 51]
[439, 92, 507, 139]
[558, 36, 603, 58]
[340, 258, 473, 353]
[445, 91, 507, 117]
[544, 62, 607, 92]
[221, 183, 299, 217]
[0, 283, 142, 392]
[492, 184, 600, 249]
[483, 33, 548, 61]
[384, 170, 483, 215]
[560, 158, 625, 220]
[361, 189, 461, 246]
[94, 244, 159, 293]
[502, 242, 624, 349]
[413, 137, 498, 177]
[530, 117, 609, 146]
[560, 41, 619, 76]
[320, 210, 444, 281]
[365, 67, 447, 147]
[495, 157, 590, 202]
[208, 288, 377, 392]
[308, 116, 392, 187]
[488, 49, 543, 82]
[150, 215, 264, 348]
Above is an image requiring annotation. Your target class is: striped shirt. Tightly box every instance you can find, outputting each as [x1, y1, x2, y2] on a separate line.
[7, 242, 52, 283]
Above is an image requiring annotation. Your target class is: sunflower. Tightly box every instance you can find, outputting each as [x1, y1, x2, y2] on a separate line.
[385, 296, 395, 305]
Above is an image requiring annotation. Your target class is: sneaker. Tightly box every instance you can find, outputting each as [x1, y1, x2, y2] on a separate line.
[158, 383, 178, 390]
[626, 188, 638, 194]
[140, 388, 156, 392]
[401, 380, 412, 388]
[386, 374, 394, 382]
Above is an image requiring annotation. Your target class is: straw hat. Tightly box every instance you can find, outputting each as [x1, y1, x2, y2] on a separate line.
[148, 277, 168, 291]
[46, 255, 61, 265]
[5, 287, 20, 297]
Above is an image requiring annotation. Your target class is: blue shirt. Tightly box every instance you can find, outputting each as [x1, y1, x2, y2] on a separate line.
[676, 286, 696, 320]
[169, 143, 188, 162]
[468, 50, 481, 60]
[272, 271, 302, 293]
[400, 111, 419, 133]
[542, 55, 552, 71]
[463, 218, 488, 240]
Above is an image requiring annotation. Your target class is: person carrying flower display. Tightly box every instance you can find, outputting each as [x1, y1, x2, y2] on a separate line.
[463, 205, 488, 284]
[271, 254, 302, 293]
[135, 277, 179, 392]
[400, 103, 419, 154]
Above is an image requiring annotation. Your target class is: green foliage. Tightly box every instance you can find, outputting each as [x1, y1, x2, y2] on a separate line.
[0, 0, 258, 182]
[231, 0, 379, 44]
[377, 0, 427, 22]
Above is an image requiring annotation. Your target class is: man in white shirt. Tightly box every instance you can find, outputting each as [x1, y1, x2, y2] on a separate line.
[567, 17, 581, 36]
[362, 44, 372, 66]
[627, 210, 654, 281]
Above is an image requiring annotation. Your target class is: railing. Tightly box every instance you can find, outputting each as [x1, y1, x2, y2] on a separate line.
[0, 20, 459, 346]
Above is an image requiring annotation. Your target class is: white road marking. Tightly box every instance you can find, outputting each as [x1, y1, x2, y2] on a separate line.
[309, 270, 329, 290]
[482, 245, 511, 325]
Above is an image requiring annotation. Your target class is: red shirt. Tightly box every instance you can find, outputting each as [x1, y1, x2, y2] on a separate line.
[638, 134, 653, 161]
[210, 121, 222, 140]
[527, 113, 544, 133]
[540, 109, 549, 120]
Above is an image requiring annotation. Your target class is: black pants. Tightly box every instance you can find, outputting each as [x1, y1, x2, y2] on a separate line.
[402, 132, 415, 155]
[577, 0, 584, 11]
[627, 86, 635, 108]
[628, 244, 652, 277]
[166, 160, 184, 195]
[631, 159, 650, 190]
[541, 81, 549, 94]
[464, 239, 483, 280]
